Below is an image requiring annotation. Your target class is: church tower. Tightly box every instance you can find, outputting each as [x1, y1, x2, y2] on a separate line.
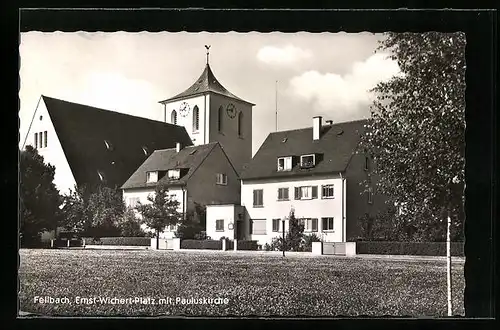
[158, 46, 254, 174]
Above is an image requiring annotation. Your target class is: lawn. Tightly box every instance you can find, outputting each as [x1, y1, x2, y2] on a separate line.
[18, 249, 465, 317]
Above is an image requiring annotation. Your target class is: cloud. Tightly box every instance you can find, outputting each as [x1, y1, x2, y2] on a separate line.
[77, 72, 163, 117]
[257, 45, 313, 66]
[287, 53, 400, 119]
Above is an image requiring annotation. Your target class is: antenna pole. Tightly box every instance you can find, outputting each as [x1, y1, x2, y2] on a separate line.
[275, 80, 278, 132]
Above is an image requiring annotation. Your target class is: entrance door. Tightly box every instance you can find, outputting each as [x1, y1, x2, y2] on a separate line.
[235, 220, 244, 240]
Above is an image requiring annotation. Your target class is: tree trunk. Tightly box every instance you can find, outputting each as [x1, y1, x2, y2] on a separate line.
[156, 230, 160, 250]
[446, 208, 453, 316]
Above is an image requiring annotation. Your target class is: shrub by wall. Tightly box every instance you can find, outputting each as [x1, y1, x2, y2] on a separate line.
[83, 237, 150, 246]
[181, 239, 222, 250]
[237, 240, 259, 251]
[356, 241, 465, 256]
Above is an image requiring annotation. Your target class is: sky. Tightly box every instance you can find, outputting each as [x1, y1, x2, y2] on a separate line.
[19, 32, 401, 155]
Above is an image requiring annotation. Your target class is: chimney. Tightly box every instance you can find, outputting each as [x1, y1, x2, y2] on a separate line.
[176, 142, 181, 153]
[325, 120, 333, 125]
[313, 116, 322, 140]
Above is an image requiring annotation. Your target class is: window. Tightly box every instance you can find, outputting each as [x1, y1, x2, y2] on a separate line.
[322, 217, 334, 231]
[277, 156, 292, 171]
[294, 186, 318, 200]
[300, 154, 315, 168]
[167, 169, 180, 180]
[39, 131, 44, 149]
[216, 219, 224, 232]
[237, 112, 243, 137]
[364, 156, 369, 171]
[218, 106, 223, 132]
[322, 185, 334, 198]
[171, 110, 177, 125]
[104, 140, 113, 151]
[128, 197, 140, 208]
[97, 170, 105, 183]
[253, 189, 263, 207]
[34, 133, 38, 148]
[216, 173, 227, 185]
[277, 188, 289, 201]
[272, 219, 280, 232]
[193, 105, 200, 132]
[302, 218, 318, 232]
[146, 171, 158, 183]
[251, 219, 266, 235]
[44, 131, 47, 148]
[368, 187, 373, 204]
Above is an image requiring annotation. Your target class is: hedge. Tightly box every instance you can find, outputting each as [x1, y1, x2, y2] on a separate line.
[356, 241, 465, 256]
[181, 239, 222, 250]
[236, 240, 259, 251]
[52, 239, 84, 248]
[82, 237, 150, 246]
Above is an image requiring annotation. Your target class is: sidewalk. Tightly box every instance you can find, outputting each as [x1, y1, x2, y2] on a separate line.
[356, 254, 465, 263]
[82, 245, 149, 250]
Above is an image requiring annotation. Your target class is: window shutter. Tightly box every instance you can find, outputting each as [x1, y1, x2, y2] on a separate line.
[253, 190, 257, 205]
[312, 219, 318, 232]
[295, 187, 301, 199]
[312, 186, 318, 199]
[322, 218, 327, 230]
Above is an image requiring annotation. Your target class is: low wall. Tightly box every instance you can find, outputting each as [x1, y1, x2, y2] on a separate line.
[356, 241, 465, 256]
[83, 237, 150, 246]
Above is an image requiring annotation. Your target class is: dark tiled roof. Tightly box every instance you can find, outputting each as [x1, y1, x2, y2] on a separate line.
[42, 96, 193, 190]
[121, 142, 220, 189]
[239, 119, 368, 180]
[159, 64, 254, 105]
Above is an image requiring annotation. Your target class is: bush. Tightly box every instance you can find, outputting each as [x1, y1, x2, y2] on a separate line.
[51, 238, 84, 248]
[181, 239, 222, 250]
[302, 233, 322, 252]
[194, 231, 210, 240]
[356, 241, 465, 256]
[236, 240, 258, 251]
[82, 237, 150, 246]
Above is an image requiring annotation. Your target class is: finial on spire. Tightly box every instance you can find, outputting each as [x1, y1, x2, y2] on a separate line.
[205, 45, 211, 64]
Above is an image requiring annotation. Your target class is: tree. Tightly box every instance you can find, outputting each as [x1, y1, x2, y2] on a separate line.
[286, 212, 305, 251]
[135, 183, 181, 249]
[117, 207, 146, 237]
[264, 211, 306, 252]
[360, 32, 465, 315]
[174, 202, 206, 239]
[61, 185, 124, 238]
[19, 146, 62, 247]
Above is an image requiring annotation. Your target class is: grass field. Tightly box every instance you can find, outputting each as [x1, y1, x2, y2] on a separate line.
[18, 249, 465, 317]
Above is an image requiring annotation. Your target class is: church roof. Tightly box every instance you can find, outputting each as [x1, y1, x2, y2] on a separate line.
[41, 96, 193, 191]
[159, 64, 255, 106]
[121, 142, 224, 190]
[239, 119, 368, 181]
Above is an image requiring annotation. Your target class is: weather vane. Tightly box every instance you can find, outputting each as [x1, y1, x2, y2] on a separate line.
[205, 45, 211, 64]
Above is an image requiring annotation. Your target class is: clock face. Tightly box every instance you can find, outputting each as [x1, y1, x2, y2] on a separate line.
[179, 102, 190, 117]
[226, 103, 236, 119]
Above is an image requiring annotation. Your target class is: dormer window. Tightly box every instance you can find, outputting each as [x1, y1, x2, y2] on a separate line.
[97, 170, 106, 183]
[146, 171, 158, 183]
[277, 156, 292, 172]
[167, 169, 181, 180]
[104, 140, 113, 151]
[300, 154, 315, 168]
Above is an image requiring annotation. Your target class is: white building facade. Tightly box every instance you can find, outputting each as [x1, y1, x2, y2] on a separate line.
[241, 175, 347, 247]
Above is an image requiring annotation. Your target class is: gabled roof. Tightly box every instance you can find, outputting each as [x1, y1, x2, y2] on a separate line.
[121, 142, 222, 190]
[239, 119, 368, 181]
[159, 64, 255, 106]
[41, 96, 193, 190]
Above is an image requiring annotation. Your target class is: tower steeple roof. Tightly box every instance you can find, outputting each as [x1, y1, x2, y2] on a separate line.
[159, 63, 255, 106]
